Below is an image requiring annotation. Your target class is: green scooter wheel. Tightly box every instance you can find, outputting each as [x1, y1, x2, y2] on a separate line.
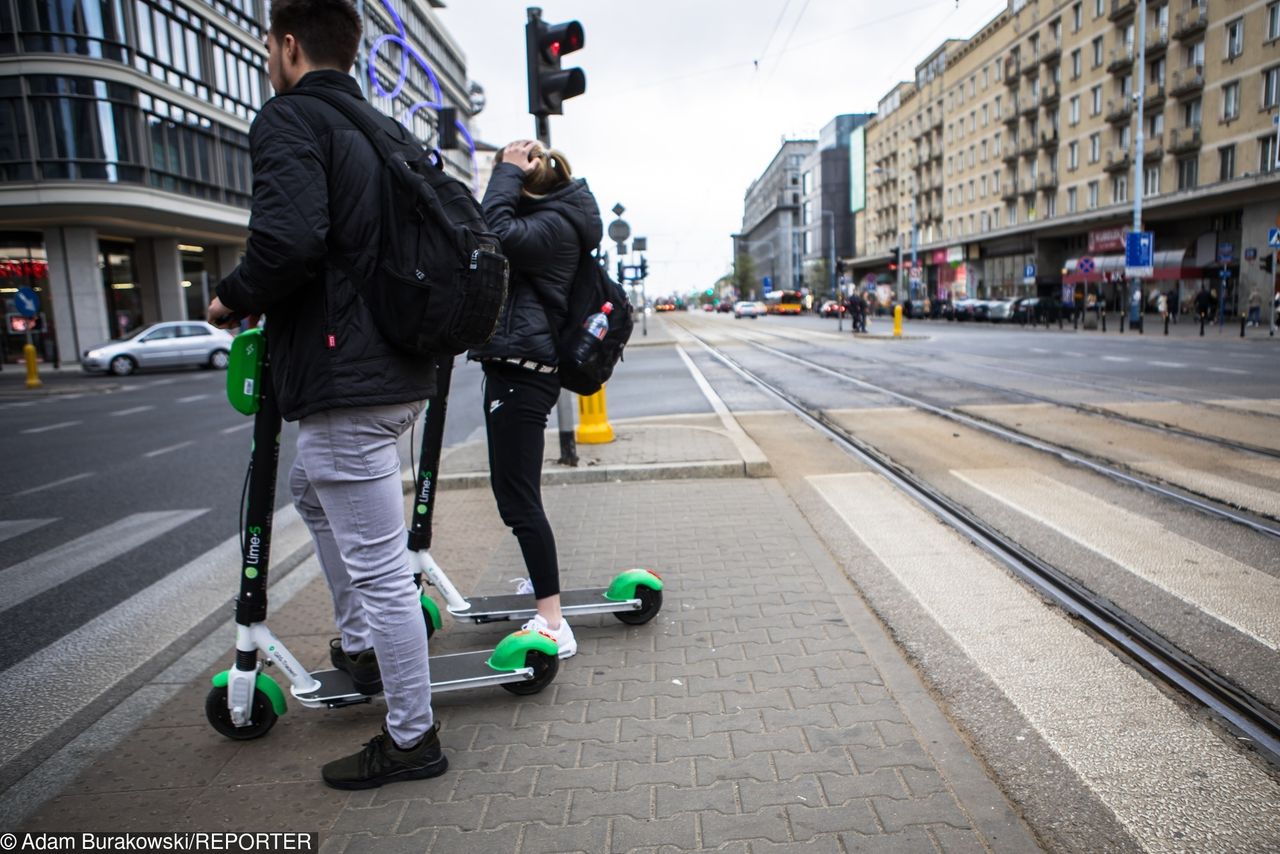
[205, 685, 278, 740]
[613, 586, 663, 626]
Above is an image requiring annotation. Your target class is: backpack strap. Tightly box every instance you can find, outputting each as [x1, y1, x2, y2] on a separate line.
[278, 87, 469, 258]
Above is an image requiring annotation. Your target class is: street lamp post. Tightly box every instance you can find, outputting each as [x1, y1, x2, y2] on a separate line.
[820, 210, 840, 331]
[1129, 0, 1148, 332]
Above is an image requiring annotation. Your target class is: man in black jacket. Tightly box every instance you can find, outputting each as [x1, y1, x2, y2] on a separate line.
[207, 0, 444, 790]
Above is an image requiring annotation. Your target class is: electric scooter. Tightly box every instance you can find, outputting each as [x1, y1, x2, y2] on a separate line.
[407, 355, 664, 631]
[205, 327, 559, 740]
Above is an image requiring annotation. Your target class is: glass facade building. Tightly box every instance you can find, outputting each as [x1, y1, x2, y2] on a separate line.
[0, 0, 476, 366]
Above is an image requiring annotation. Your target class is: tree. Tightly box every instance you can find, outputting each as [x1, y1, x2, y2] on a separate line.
[806, 258, 831, 299]
[732, 253, 756, 300]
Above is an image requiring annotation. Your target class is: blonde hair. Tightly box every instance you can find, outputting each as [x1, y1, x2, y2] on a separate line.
[496, 145, 573, 198]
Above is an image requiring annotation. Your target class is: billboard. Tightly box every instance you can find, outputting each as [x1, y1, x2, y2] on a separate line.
[849, 126, 866, 214]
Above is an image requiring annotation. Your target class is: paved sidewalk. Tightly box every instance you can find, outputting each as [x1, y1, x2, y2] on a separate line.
[11, 359, 1037, 851]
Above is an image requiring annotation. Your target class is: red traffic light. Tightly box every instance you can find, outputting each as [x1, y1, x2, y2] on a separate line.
[540, 21, 583, 61]
[526, 14, 586, 117]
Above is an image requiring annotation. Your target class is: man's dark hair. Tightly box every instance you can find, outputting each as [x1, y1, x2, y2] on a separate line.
[269, 0, 362, 70]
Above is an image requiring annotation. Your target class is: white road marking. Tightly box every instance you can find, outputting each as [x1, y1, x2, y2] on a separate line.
[0, 505, 308, 776]
[1101, 356, 1131, 362]
[1148, 361, 1186, 368]
[809, 472, 1280, 852]
[13, 473, 94, 498]
[147, 378, 177, 386]
[953, 468, 1280, 651]
[219, 422, 253, 435]
[1208, 367, 1248, 375]
[110, 405, 154, 417]
[20, 421, 81, 434]
[177, 394, 209, 403]
[144, 440, 195, 458]
[1030, 348, 1051, 354]
[1063, 351, 1085, 357]
[0, 510, 208, 609]
[1133, 462, 1280, 519]
[0, 519, 56, 544]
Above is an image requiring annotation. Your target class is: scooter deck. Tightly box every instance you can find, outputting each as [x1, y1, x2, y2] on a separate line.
[449, 586, 641, 623]
[294, 650, 534, 708]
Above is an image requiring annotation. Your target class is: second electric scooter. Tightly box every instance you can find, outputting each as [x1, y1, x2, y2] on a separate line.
[407, 355, 664, 633]
[205, 327, 560, 740]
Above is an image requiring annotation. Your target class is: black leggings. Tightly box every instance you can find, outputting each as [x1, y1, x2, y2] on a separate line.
[483, 364, 561, 599]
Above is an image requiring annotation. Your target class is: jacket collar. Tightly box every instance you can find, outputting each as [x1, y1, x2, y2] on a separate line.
[291, 69, 363, 99]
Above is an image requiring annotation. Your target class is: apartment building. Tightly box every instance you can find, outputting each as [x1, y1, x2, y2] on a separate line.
[850, 0, 1280, 313]
[799, 113, 874, 299]
[0, 0, 478, 366]
[733, 139, 817, 297]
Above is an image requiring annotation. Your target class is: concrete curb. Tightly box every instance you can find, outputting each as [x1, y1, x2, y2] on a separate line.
[430, 458, 755, 491]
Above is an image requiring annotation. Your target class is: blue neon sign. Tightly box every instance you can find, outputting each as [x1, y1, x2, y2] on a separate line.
[368, 0, 478, 187]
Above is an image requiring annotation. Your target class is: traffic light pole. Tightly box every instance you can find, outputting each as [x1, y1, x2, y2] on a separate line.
[1129, 0, 1148, 331]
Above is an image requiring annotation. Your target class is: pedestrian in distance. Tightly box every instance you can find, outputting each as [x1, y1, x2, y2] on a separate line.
[1247, 288, 1261, 326]
[468, 140, 604, 659]
[1157, 291, 1168, 324]
[206, 0, 446, 791]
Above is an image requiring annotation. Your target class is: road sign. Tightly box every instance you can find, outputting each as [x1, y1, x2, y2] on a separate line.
[1024, 262, 1036, 280]
[1219, 267, 1231, 280]
[607, 218, 630, 243]
[1125, 231, 1154, 278]
[632, 237, 647, 252]
[762, 275, 772, 294]
[1217, 241, 1233, 263]
[1078, 256, 1095, 274]
[1268, 228, 1280, 249]
[15, 286, 39, 318]
[1245, 247, 1257, 261]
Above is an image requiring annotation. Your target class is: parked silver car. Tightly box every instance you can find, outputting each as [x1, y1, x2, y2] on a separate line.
[82, 321, 235, 376]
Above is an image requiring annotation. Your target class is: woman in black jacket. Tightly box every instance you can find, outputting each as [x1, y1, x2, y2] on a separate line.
[469, 140, 603, 659]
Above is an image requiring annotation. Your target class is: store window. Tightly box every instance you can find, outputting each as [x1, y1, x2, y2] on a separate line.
[0, 234, 54, 364]
[100, 241, 143, 337]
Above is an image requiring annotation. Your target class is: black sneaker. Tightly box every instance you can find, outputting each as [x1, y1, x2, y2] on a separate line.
[321, 723, 448, 790]
[328, 638, 382, 695]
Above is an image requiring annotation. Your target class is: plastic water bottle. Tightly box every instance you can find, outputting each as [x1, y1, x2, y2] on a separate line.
[570, 302, 613, 364]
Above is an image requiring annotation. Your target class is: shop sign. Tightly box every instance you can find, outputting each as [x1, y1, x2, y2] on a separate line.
[1088, 226, 1127, 254]
[946, 246, 964, 265]
[931, 249, 948, 265]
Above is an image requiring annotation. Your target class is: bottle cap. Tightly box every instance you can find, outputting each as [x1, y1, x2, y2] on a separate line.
[602, 302, 613, 314]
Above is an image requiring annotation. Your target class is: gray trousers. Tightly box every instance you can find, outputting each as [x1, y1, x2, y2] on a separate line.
[289, 401, 431, 747]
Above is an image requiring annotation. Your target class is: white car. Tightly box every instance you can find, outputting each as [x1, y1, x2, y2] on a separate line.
[734, 301, 764, 319]
[82, 321, 235, 376]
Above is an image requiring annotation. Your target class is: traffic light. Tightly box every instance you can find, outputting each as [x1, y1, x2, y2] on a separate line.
[1263, 255, 1275, 274]
[705, 288, 714, 297]
[526, 10, 585, 117]
[639, 257, 648, 279]
[617, 260, 625, 282]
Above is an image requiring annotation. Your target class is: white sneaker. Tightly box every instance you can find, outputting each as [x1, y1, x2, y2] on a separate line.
[522, 613, 577, 659]
[510, 577, 535, 595]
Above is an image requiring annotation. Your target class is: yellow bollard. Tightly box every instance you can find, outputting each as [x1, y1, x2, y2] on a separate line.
[23, 342, 42, 389]
[576, 386, 614, 444]
[893, 304, 903, 338]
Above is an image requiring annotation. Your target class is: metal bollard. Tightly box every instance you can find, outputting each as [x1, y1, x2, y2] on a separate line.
[1120, 313, 1125, 333]
[1101, 312, 1107, 332]
[893, 305, 903, 338]
[1137, 315, 1143, 335]
[1164, 316, 1169, 335]
[23, 342, 41, 389]
[1200, 316, 1205, 336]
[576, 386, 615, 444]
[1241, 315, 1247, 338]
[1074, 312, 1079, 330]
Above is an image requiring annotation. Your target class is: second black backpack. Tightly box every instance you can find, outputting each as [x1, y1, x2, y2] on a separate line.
[555, 252, 634, 396]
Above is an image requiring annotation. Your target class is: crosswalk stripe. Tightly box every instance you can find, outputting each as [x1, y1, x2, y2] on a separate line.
[1208, 367, 1248, 375]
[177, 394, 210, 403]
[20, 421, 81, 434]
[219, 422, 253, 435]
[808, 472, 1280, 851]
[0, 519, 56, 544]
[13, 473, 94, 498]
[0, 504, 309, 775]
[1133, 461, 1280, 519]
[0, 510, 209, 611]
[1101, 356, 1131, 362]
[110, 405, 154, 417]
[952, 468, 1280, 651]
[1149, 361, 1186, 368]
[144, 440, 195, 458]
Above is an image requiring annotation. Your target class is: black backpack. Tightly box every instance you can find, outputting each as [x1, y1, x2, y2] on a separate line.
[281, 88, 508, 357]
[554, 251, 634, 395]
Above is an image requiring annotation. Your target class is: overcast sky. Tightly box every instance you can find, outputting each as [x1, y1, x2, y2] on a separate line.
[437, 0, 1008, 297]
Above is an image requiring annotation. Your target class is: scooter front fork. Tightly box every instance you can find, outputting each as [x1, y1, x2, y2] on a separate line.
[414, 550, 471, 613]
[225, 622, 321, 724]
